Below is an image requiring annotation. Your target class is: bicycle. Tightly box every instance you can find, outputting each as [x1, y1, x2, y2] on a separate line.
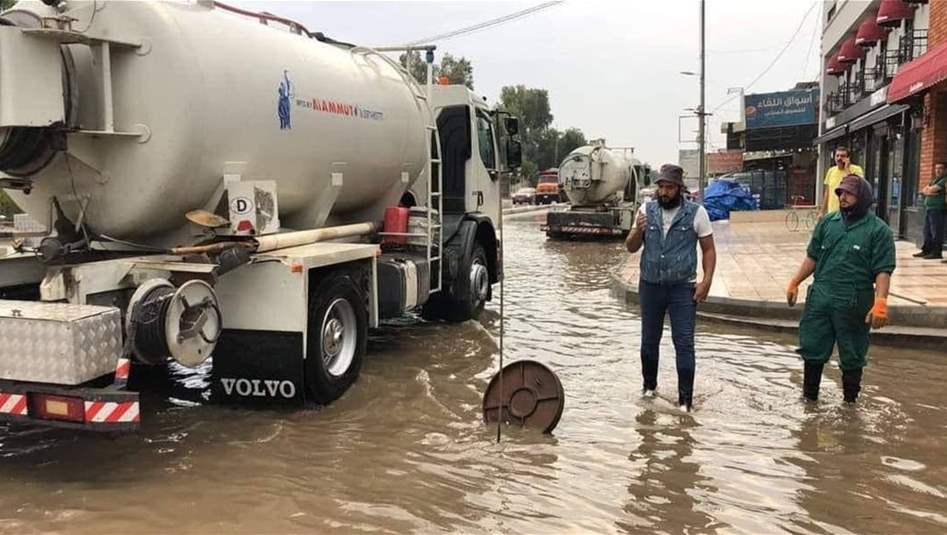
[785, 195, 819, 232]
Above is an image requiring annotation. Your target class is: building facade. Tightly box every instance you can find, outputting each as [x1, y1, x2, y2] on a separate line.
[817, 0, 930, 240]
[719, 83, 820, 208]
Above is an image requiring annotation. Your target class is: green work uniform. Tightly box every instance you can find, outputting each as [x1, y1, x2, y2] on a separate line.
[798, 212, 896, 370]
[926, 176, 947, 211]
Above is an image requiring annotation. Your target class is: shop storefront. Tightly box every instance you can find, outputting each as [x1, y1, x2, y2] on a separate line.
[816, 0, 931, 241]
[887, 38, 947, 244]
[816, 90, 922, 239]
[741, 86, 820, 206]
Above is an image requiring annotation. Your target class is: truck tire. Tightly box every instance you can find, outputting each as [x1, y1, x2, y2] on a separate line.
[424, 243, 489, 322]
[305, 273, 367, 404]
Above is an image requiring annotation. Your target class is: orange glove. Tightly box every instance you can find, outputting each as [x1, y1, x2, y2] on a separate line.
[865, 297, 888, 329]
[786, 280, 800, 307]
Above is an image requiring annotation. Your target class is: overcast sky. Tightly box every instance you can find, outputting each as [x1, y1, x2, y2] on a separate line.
[232, 0, 822, 167]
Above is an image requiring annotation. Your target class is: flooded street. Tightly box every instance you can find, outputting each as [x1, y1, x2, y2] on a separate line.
[2, 213, 946, 534]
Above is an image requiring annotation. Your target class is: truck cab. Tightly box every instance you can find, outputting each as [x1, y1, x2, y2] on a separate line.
[535, 169, 561, 205]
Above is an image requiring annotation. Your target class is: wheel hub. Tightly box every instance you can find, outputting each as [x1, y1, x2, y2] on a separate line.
[321, 298, 357, 377]
[323, 318, 345, 357]
[469, 261, 489, 302]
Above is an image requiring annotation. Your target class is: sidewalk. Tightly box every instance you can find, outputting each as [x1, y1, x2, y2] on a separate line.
[611, 210, 947, 349]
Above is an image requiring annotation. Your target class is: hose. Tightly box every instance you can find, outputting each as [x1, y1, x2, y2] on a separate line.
[130, 285, 175, 365]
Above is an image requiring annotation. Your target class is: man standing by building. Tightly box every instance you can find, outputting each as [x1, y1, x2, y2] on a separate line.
[820, 146, 864, 216]
[914, 161, 946, 260]
[786, 175, 895, 404]
[625, 164, 716, 411]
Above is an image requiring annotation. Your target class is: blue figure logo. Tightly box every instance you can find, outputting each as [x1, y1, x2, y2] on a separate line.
[278, 70, 293, 130]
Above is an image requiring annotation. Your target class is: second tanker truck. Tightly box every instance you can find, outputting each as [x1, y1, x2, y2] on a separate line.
[0, 0, 521, 430]
[543, 141, 650, 239]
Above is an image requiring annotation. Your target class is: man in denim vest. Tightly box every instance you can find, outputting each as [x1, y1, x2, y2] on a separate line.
[625, 164, 716, 411]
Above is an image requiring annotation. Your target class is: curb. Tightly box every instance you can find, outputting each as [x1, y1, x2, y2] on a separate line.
[609, 271, 947, 351]
[502, 203, 564, 216]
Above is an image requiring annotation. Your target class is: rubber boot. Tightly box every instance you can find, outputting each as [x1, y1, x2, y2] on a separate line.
[677, 368, 695, 411]
[803, 361, 823, 401]
[642, 358, 658, 395]
[842, 368, 863, 403]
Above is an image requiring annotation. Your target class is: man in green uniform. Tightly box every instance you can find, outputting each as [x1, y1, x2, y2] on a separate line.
[786, 175, 895, 403]
[914, 161, 946, 260]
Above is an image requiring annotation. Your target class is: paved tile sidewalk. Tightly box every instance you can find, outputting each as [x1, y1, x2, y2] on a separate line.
[618, 216, 947, 308]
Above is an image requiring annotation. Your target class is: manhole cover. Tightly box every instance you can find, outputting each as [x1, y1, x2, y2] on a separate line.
[482, 360, 564, 434]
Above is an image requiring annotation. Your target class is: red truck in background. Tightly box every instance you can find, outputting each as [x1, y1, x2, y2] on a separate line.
[535, 169, 565, 204]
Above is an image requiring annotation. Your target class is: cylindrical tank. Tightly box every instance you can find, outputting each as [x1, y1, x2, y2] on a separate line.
[558, 144, 635, 206]
[2, 1, 429, 243]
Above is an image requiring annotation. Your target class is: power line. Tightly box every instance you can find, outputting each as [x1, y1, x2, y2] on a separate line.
[801, 4, 819, 82]
[710, 1, 818, 114]
[404, 1, 563, 46]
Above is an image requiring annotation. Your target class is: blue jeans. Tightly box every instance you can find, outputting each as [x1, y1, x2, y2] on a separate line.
[639, 280, 697, 405]
[922, 209, 945, 256]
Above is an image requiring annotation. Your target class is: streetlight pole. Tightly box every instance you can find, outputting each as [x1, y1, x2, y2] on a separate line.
[554, 129, 559, 163]
[697, 0, 706, 199]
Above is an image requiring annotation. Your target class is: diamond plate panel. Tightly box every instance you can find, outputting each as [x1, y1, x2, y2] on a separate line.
[0, 300, 122, 385]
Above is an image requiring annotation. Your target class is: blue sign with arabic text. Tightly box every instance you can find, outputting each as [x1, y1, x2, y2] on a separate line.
[744, 88, 819, 129]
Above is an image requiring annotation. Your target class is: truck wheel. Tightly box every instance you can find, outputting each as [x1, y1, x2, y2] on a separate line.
[424, 243, 490, 322]
[305, 274, 367, 404]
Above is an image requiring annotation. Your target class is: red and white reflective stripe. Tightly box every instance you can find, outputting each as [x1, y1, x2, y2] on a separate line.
[0, 392, 27, 416]
[546, 225, 622, 235]
[114, 358, 131, 381]
[84, 400, 140, 423]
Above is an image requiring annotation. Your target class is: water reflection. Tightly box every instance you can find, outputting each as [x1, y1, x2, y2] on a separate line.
[622, 409, 718, 533]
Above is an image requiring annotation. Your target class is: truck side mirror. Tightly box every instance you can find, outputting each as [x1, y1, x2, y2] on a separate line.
[643, 166, 652, 186]
[503, 117, 519, 136]
[506, 139, 522, 168]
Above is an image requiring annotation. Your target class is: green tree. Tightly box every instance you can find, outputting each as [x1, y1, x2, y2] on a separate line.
[499, 85, 553, 136]
[0, 0, 16, 11]
[558, 128, 587, 158]
[533, 127, 587, 170]
[500, 86, 567, 185]
[398, 51, 474, 89]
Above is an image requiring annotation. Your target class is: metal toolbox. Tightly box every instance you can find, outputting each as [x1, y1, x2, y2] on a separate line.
[0, 300, 122, 385]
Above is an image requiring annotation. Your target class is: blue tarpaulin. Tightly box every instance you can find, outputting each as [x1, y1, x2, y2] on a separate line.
[702, 179, 758, 221]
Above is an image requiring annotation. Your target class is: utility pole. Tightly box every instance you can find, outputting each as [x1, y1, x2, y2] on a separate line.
[554, 130, 559, 163]
[697, 0, 706, 199]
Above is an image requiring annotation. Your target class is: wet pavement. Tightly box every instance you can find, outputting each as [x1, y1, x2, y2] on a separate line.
[1, 212, 946, 534]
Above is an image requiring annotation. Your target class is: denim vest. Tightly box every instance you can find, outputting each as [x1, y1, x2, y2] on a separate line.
[639, 200, 699, 284]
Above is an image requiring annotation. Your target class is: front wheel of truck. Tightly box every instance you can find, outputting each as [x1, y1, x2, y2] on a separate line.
[424, 243, 490, 323]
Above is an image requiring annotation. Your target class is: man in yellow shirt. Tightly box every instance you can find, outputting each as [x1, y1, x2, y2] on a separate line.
[820, 146, 864, 216]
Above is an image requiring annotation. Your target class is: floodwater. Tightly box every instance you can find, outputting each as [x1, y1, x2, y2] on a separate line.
[1, 212, 946, 534]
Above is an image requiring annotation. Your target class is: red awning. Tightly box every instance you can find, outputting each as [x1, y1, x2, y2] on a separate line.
[838, 36, 865, 63]
[888, 42, 947, 102]
[827, 56, 847, 76]
[877, 0, 915, 27]
[855, 17, 888, 47]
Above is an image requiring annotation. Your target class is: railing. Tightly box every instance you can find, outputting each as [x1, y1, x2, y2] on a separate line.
[825, 30, 929, 117]
[850, 70, 867, 101]
[900, 29, 928, 64]
[864, 66, 886, 93]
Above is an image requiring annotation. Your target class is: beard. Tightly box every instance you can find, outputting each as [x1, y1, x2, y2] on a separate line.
[840, 201, 868, 222]
[657, 192, 682, 209]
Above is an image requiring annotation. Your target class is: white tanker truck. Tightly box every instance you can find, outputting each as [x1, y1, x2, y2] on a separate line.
[0, 0, 521, 430]
[542, 140, 649, 239]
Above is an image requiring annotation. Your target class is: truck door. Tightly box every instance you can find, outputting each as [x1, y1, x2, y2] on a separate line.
[471, 108, 500, 224]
